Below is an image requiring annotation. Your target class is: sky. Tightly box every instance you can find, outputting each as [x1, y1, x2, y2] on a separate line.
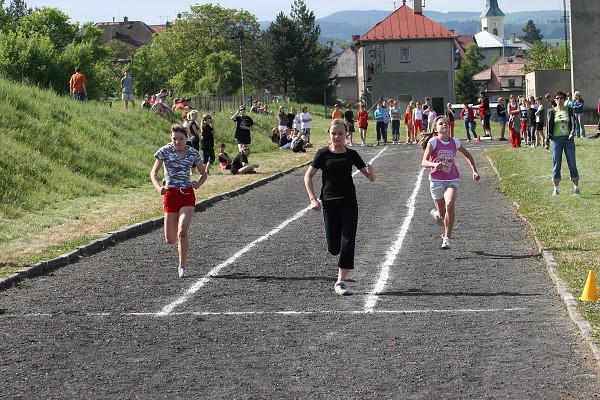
[24, 0, 568, 26]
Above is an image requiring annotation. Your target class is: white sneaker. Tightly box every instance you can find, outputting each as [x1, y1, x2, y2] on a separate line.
[178, 267, 190, 278]
[430, 209, 439, 220]
[334, 281, 350, 296]
[441, 236, 452, 249]
[573, 187, 580, 196]
[552, 188, 559, 196]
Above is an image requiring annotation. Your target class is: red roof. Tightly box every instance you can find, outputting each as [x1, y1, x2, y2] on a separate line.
[359, 4, 457, 41]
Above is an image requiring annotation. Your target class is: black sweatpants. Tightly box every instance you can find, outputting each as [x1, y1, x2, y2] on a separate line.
[322, 198, 358, 269]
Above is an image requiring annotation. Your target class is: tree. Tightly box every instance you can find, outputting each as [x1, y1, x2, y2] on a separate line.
[17, 7, 78, 50]
[523, 41, 569, 72]
[130, 4, 260, 96]
[7, 0, 30, 20]
[252, 0, 336, 103]
[455, 43, 485, 104]
[522, 20, 543, 43]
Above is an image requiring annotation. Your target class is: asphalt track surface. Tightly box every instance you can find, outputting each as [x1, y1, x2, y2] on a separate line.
[2, 141, 600, 399]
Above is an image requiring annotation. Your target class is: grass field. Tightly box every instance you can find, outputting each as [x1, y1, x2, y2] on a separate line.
[2, 77, 599, 343]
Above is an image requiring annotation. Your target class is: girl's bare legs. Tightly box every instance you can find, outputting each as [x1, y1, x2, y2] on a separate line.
[433, 186, 457, 239]
[164, 206, 195, 269]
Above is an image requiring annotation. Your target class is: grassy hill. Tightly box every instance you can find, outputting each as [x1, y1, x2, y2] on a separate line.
[0, 78, 318, 271]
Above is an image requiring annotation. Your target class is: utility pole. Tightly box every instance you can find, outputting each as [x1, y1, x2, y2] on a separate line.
[562, 0, 569, 69]
[236, 31, 246, 102]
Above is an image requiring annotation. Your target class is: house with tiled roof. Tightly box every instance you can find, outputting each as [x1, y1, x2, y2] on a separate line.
[472, 55, 530, 101]
[95, 17, 164, 57]
[352, 0, 457, 113]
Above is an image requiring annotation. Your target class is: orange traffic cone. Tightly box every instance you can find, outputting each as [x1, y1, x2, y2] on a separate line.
[580, 270, 598, 302]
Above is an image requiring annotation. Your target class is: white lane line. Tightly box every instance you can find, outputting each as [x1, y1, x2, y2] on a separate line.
[364, 167, 426, 313]
[6, 307, 526, 318]
[157, 147, 389, 316]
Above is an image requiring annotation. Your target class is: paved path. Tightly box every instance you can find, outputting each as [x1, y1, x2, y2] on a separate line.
[1, 141, 599, 399]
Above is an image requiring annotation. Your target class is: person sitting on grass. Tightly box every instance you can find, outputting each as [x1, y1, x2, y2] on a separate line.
[231, 146, 259, 175]
[218, 143, 232, 171]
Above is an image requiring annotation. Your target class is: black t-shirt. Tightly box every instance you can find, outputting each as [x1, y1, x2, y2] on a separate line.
[231, 152, 248, 174]
[496, 104, 506, 118]
[286, 112, 295, 129]
[201, 123, 214, 149]
[344, 110, 354, 124]
[233, 115, 254, 144]
[310, 147, 366, 201]
[444, 109, 455, 121]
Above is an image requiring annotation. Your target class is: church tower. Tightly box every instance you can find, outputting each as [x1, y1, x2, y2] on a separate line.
[481, 0, 505, 38]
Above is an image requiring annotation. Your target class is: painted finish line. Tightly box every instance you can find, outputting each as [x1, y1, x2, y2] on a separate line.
[7, 307, 526, 318]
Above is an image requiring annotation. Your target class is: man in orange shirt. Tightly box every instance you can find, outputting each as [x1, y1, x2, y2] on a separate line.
[69, 66, 87, 101]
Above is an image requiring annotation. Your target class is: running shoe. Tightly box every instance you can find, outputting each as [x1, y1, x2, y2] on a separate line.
[178, 267, 190, 278]
[574, 187, 580, 196]
[441, 236, 452, 249]
[334, 281, 350, 296]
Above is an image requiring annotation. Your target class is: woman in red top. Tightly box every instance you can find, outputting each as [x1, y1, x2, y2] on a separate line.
[356, 104, 369, 146]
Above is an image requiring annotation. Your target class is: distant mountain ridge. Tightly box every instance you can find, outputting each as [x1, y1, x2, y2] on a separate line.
[260, 9, 565, 43]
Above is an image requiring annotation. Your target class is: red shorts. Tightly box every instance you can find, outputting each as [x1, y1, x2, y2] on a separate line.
[163, 186, 196, 213]
[520, 121, 527, 132]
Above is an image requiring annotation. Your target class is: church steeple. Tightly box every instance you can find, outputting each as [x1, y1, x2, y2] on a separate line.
[481, 0, 505, 38]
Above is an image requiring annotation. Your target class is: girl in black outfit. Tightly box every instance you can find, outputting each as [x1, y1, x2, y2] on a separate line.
[201, 114, 216, 173]
[304, 119, 376, 296]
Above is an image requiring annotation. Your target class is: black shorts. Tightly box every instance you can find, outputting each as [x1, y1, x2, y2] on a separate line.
[535, 122, 544, 131]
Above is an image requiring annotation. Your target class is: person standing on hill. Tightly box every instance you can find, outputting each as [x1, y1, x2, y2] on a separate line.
[121, 70, 135, 109]
[420, 116, 480, 250]
[69, 66, 87, 102]
[200, 114, 216, 174]
[304, 118, 376, 296]
[231, 105, 254, 152]
[150, 124, 207, 278]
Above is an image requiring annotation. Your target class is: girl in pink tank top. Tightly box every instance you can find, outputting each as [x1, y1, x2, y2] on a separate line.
[420, 116, 480, 249]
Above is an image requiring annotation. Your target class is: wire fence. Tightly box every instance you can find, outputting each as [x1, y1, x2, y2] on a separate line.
[190, 93, 274, 114]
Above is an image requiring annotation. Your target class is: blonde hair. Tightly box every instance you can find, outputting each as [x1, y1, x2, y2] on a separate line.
[187, 110, 198, 120]
[328, 118, 348, 134]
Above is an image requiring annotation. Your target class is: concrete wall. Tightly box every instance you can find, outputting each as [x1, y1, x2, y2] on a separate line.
[570, 0, 600, 115]
[335, 77, 359, 104]
[525, 69, 571, 98]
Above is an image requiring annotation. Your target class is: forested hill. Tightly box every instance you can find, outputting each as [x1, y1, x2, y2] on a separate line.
[261, 9, 565, 42]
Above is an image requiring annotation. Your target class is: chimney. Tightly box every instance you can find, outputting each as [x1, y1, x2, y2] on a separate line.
[510, 33, 516, 43]
[123, 16, 128, 23]
[352, 35, 360, 41]
[413, 0, 422, 14]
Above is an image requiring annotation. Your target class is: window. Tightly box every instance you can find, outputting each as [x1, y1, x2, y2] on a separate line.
[508, 79, 516, 87]
[399, 48, 410, 63]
